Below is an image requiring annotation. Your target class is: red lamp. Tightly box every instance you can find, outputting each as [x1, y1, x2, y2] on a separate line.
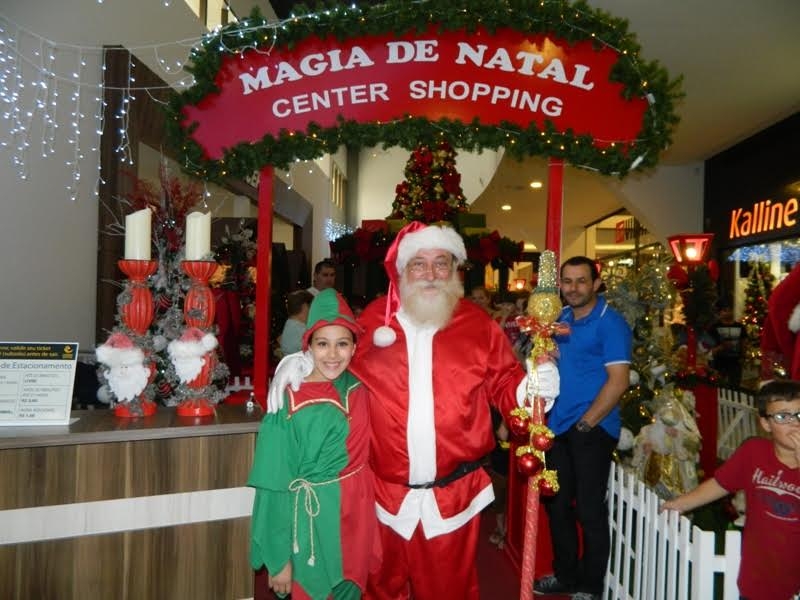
[514, 278, 526, 291]
[667, 233, 714, 266]
[667, 233, 715, 372]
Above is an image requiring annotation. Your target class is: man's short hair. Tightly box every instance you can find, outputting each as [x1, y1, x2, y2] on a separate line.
[286, 290, 313, 316]
[314, 259, 336, 275]
[756, 380, 800, 416]
[560, 256, 599, 280]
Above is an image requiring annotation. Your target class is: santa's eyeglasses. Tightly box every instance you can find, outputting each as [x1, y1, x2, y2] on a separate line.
[765, 412, 800, 425]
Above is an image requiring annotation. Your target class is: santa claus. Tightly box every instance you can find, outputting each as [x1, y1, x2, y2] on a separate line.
[167, 327, 218, 383]
[761, 262, 800, 381]
[96, 332, 150, 403]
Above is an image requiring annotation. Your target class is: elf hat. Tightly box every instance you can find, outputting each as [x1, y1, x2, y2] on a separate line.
[373, 221, 467, 347]
[302, 288, 363, 350]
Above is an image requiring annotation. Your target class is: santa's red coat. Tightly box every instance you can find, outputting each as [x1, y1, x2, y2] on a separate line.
[351, 297, 525, 526]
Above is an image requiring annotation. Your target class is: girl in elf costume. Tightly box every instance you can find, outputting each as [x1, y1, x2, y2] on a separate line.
[248, 288, 381, 599]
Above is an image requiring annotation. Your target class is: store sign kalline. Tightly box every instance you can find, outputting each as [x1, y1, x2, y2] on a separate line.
[728, 197, 799, 241]
[183, 27, 648, 160]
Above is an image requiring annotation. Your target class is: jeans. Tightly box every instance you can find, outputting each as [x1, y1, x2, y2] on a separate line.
[543, 425, 617, 593]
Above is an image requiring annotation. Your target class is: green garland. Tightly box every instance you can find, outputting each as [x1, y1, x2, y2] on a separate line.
[166, 0, 682, 180]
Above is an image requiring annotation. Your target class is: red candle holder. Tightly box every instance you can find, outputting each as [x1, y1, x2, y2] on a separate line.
[182, 260, 218, 329]
[114, 395, 157, 418]
[176, 353, 217, 417]
[115, 259, 158, 418]
[176, 260, 218, 417]
[118, 259, 158, 335]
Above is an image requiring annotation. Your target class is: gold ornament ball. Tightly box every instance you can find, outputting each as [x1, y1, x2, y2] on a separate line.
[527, 291, 561, 324]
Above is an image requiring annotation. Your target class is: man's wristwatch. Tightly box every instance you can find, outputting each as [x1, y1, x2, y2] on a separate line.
[575, 420, 593, 433]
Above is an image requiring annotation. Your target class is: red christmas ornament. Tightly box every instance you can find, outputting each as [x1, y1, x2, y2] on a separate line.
[508, 414, 531, 437]
[155, 293, 173, 310]
[667, 263, 689, 290]
[531, 431, 554, 452]
[516, 451, 544, 477]
[158, 380, 173, 397]
[538, 477, 557, 497]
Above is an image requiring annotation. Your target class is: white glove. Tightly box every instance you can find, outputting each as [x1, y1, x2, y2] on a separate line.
[267, 351, 314, 413]
[526, 358, 560, 412]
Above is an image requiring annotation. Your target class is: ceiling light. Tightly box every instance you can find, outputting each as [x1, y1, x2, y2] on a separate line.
[501, 204, 512, 211]
[529, 181, 543, 189]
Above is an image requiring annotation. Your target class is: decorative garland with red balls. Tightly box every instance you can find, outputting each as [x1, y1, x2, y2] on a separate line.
[330, 226, 524, 270]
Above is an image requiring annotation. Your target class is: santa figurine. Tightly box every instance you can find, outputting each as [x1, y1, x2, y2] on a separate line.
[96, 332, 151, 404]
[761, 262, 800, 381]
[167, 327, 218, 384]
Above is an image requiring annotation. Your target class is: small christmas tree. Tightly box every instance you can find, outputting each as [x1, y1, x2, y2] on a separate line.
[388, 140, 468, 223]
[741, 260, 774, 386]
[605, 252, 676, 440]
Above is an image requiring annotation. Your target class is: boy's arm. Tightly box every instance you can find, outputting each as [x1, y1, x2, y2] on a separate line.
[660, 478, 729, 514]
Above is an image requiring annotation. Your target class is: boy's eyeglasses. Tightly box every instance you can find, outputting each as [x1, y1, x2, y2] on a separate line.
[765, 411, 800, 425]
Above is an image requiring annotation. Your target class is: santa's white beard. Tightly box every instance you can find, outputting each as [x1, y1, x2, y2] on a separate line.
[105, 363, 150, 402]
[168, 335, 216, 382]
[173, 355, 205, 382]
[399, 272, 463, 329]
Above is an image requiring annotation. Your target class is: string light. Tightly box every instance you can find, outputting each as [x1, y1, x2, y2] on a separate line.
[0, 0, 675, 201]
[325, 218, 353, 242]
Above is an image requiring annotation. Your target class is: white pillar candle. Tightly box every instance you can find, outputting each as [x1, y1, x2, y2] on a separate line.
[185, 211, 211, 260]
[124, 208, 152, 260]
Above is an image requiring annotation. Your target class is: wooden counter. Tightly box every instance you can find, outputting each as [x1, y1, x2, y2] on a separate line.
[0, 404, 265, 600]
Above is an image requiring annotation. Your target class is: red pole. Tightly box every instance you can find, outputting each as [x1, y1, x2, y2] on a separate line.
[519, 397, 546, 600]
[253, 166, 274, 409]
[545, 158, 564, 263]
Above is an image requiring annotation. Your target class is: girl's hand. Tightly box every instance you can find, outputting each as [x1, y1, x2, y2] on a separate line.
[268, 562, 293, 597]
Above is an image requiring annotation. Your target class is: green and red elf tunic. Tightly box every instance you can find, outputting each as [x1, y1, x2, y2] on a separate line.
[248, 371, 380, 600]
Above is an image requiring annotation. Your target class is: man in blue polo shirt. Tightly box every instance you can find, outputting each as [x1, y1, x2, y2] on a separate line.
[534, 256, 632, 600]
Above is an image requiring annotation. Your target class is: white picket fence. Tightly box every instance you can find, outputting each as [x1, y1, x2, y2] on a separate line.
[225, 375, 253, 393]
[605, 462, 741, 600]
[602, 386, 761, 600]
[716, 387, 759, 460]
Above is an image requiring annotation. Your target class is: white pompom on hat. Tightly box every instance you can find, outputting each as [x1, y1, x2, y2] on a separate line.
[96, 331, 144, 368]
[373, 221, 466, 347]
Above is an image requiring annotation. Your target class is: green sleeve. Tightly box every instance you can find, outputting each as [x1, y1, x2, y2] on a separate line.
[247, 406, 297, 574]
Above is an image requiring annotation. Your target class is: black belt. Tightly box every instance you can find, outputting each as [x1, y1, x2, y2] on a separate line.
[406, 458, 486, 489]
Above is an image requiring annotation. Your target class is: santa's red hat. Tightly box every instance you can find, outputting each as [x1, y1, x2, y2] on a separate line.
[374, 221, 467, 347]
[761, 262, 800, 380]
[96, 331, 144, 367]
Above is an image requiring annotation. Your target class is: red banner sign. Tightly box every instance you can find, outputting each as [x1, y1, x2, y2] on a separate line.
[183, 27, 648, 160]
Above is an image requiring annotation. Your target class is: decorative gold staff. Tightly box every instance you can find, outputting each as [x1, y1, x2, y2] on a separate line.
[509, 251, 566, 600]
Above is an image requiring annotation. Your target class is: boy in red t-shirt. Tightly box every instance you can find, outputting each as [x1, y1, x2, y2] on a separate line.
[661, 380, 800, 600]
